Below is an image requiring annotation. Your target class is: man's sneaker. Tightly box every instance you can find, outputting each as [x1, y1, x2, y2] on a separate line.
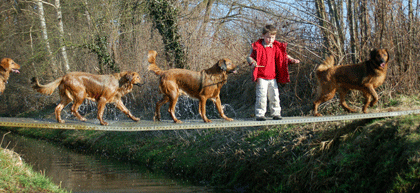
[256, 116, 266, 121]
[273, 116, 282, 120]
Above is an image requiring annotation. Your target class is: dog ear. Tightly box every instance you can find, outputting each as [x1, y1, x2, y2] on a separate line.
[0, 60, 8, 71]
[125, 73, 134, 83]
[385, 49, 390, 62]
[218, 60, 227, 71]
[119, 72, 133, 86]
[369, 49, 378, 60]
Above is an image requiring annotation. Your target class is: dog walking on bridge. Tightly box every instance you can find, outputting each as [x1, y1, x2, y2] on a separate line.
[313, 49, 389, 116]
[32, 71, 142, 125]
[147, 50, 238, 123]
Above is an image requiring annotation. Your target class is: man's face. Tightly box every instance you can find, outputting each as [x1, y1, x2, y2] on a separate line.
[263, 33, 276, 45]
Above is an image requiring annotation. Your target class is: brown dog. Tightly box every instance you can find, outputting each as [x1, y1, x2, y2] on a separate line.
[0, 58, 20, 95]
[147, 50, 238, 123]
[313, 49, 389, 116]
[32, 71, 142, 125]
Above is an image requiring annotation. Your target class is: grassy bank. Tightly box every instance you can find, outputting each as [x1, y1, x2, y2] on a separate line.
[1, 115, 419, 192]
[0, 146, 67, 192]
[1, 95, 420, 192]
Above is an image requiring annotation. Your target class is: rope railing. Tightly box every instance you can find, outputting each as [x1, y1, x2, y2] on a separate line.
[1, 109, 419, 131]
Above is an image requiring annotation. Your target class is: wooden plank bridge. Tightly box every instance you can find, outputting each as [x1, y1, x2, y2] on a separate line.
[1, 109, 419, 131]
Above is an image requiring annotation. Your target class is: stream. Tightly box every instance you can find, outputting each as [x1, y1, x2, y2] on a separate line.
[0, 131, 211, 193]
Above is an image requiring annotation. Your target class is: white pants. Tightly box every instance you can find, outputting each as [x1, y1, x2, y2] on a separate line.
[255, 78, 281, 117]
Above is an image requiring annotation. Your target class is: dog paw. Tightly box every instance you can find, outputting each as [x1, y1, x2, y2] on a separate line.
[132, 117, 140, 122]
[224, 118, 234, 121]
[369, 102, 377, 107]
[344, 108, 357, 113]
[153, 116, 161, 122]
[100, 122, 109, 126]
[314, 113, 323, 117]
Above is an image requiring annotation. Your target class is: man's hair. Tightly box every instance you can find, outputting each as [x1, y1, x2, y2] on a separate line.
[262, 25, 277, 35]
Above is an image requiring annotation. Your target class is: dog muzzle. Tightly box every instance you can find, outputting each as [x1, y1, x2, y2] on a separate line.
[228, 67, 239, 74]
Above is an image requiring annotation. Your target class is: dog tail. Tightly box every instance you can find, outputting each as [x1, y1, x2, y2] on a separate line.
[316, 55, 335, 72]
[31, 77, 63, 95]
[147, 50, 164, 76]
[315, 55, 335, 90]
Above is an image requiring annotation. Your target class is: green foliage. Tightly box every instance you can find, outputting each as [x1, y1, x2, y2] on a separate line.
[390, 165, 420, 192]
[385, 98, 401, 107]
[84, 35, 120, 73]
[4, 103, 420, 192]
[146, 0, 186, 68]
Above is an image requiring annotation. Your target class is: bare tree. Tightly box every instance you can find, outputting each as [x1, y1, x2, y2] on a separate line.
[36, 0, 58, 73]
[326, 0, 345, 57]
[314, 0, 333, 56]
[347, 0, 358, 63]
[199, 0, 216, 37]
[359, 0, 371, 56]
[55, 0, 70, 72]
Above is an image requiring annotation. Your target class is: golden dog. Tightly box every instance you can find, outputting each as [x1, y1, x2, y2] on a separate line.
[0, 58, 20, 95]
[32, 71, 142, 125]
[147, 50, 238, 123]
[313, 49, 389, 116]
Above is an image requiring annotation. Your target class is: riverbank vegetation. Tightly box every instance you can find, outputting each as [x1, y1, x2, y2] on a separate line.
[1, 0, 420, 192]
[1, 95, 419, 192]
[0, 138, 67, 192]
[1, 0, 420, 120]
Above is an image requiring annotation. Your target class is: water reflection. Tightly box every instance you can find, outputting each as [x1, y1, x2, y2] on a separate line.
[0, 131, 210, 193]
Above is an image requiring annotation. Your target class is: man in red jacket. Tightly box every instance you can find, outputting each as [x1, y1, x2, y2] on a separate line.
[247, 24, 300, 121]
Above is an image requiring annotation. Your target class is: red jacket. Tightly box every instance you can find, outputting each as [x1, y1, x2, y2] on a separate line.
[250, 39, 290, 83]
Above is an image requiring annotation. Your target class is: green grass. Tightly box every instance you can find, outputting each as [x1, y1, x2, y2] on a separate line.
[0, 148, 67, 193]
[3, 94, 420, 192]
[7, 116, 420, 192]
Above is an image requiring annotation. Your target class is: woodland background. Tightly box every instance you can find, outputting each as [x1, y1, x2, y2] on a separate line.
[0, 0, 419, 121]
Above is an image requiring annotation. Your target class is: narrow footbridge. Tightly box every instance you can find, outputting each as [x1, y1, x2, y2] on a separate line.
[1, 109, 420, 131]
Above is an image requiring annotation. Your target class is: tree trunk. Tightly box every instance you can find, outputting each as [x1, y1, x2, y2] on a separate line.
[29, 26, 38, 76]
[200, 0, 216, 37]
[408, 0, 414, 40]
[147, 0, 186, 68]
[37, 0, 57, 73]
[55, 0, 70, 72]
[360, 0, 371, 56]
[315, 0, 333, 56]
[408, 0, 414, 72]
[84, 0, 92, 30]
[327, 0, 345, 57]
[347, 0, 358, 63]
